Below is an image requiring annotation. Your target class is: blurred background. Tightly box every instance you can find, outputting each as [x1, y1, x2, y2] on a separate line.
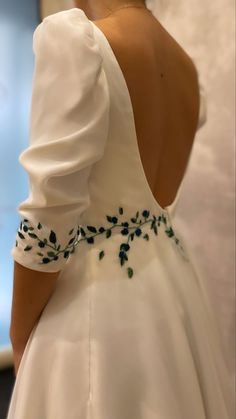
[0, 0, 235, 416]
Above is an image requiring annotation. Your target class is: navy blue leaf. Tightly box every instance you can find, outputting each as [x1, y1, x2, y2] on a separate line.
[99, 250, 105, 260]
[87, 226, 97, 233]
[28, 233, 37, 239]
[24, 245, 32, 251]
[38, 241, 45, 248]
[80, 228, 86, 237]
[106, 229, 112, 238]
[120, 243, 130, 251]
[135, 228, 142, 236]
[18, 231, 25, 239]
[121, 222, 129, 227]
[68, 237, 76, 245]
[49, 230, 57, 244]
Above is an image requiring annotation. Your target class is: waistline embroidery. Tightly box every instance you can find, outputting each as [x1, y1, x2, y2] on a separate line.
[15, 206, 189, 277]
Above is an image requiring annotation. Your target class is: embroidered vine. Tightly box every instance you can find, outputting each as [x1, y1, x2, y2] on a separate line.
[15, 206, 188, 278]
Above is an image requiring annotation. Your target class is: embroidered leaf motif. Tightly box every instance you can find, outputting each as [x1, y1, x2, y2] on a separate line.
[28, 233, 37, 239]
[15, 206, 188, 276]
[99, 250, 105, 260]
[80, 228, 86, 237]
[87, 226, 97, 233]
[67, 237, 76, 245]
[127, 267, 134, 278]
[47, 251, 56, 257]
[38, 241, 45, 248]
[142, 210, 150, 218]
[106, 229, 112, 238]
[18, 231, 25, 239]
[49, 230, 57, 244]
[24, 245, 32, 251]
[130, 232, 135, 241]
[120, 243, 130, 252]
[165, 227, 174, 238]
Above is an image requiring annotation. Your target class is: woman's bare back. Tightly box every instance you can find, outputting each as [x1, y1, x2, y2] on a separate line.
[92, 10, 200, 209]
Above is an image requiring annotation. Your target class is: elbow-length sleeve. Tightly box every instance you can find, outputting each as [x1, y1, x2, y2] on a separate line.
[11, 10, 110, 272]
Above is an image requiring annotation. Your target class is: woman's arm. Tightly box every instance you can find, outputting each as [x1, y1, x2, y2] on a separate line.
[10, 261, 60, 352]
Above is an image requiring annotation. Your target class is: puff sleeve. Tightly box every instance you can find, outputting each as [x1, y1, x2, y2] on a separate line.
[11, 10, 110, 272]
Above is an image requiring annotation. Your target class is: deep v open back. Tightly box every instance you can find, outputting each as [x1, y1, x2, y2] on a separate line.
[89, 16, 205, 216]
[8, 8, 233, 419]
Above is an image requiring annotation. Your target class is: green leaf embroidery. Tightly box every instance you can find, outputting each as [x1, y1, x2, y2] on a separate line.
[99, 250, 105, 260]
[28, 233, 37, 239]
[127, 267, 134, 278]
[49, 230, 57, 244]
[15, 206, 188, 276]
[24, 245, 32, 251]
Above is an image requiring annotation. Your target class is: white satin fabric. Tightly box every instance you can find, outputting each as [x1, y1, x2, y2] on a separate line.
[8, 8, 234, 419]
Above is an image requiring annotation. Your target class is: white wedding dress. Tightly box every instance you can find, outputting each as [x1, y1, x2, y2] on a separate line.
[7, 8, 234, 419]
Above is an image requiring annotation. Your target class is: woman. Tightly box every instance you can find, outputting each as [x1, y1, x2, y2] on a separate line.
[7, 1, 233, 418]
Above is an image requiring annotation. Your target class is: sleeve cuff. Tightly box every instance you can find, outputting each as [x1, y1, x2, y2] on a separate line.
[11, 218, 81, 273]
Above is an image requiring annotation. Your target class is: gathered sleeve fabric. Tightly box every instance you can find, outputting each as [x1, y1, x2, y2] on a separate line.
[11, 10, 110, 272]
